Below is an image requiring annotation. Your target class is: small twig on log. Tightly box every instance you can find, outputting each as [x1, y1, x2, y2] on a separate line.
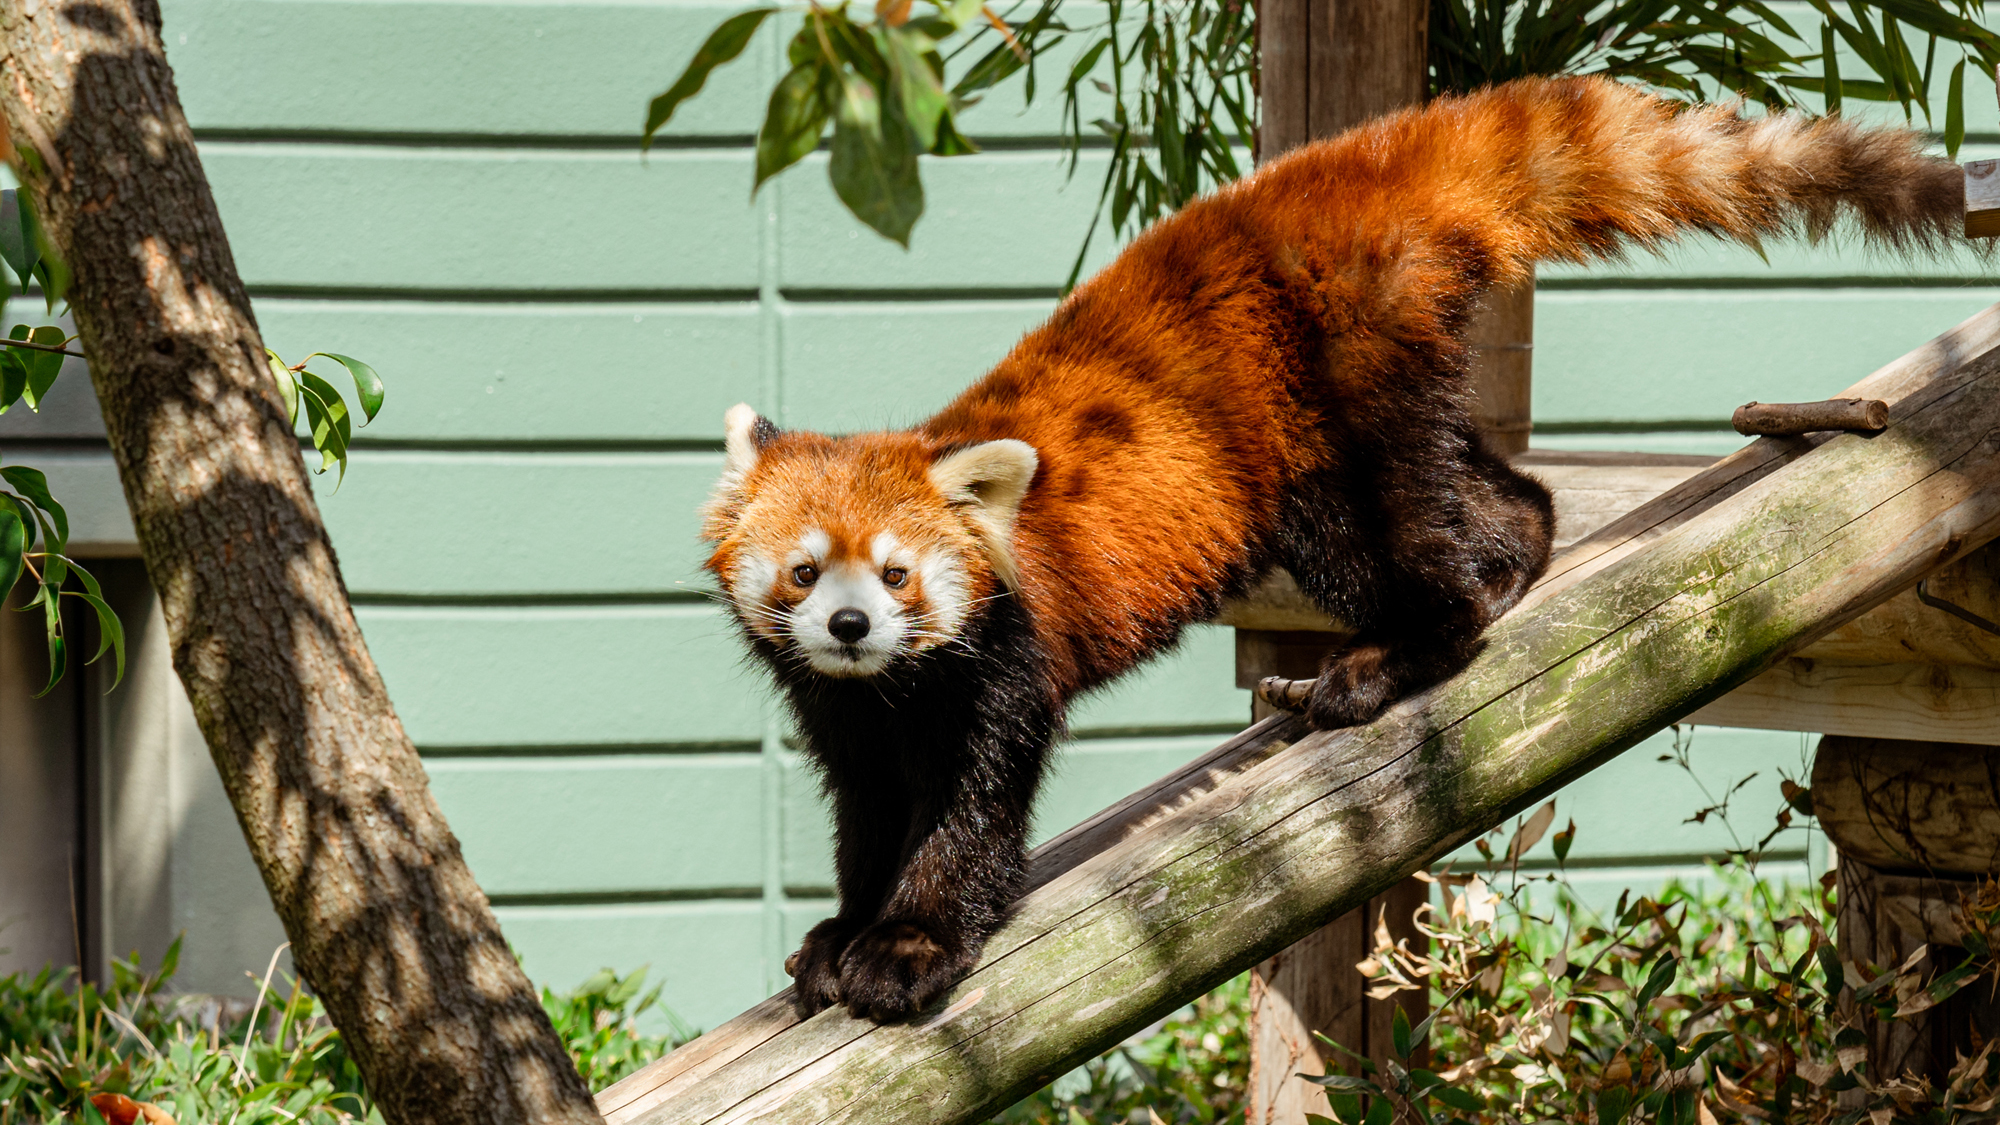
[1731, 398, 1889, 437]
[1255, 675, 1311, 714]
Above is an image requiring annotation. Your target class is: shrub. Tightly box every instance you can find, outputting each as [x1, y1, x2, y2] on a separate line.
[0, 944, 685, 1124]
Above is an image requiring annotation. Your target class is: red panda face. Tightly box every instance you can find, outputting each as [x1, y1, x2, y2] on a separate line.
[702, 405, 1038, 678]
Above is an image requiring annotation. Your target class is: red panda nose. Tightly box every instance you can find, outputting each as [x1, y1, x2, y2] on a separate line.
[827, 608, 871, 644]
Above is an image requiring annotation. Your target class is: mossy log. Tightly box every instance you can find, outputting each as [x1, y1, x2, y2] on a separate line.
[598, 303, 2000, 1125]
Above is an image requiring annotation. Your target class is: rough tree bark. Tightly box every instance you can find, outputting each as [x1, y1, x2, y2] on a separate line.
[0, 3, 602, 1123]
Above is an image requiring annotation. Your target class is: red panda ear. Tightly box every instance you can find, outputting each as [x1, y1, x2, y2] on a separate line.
[705, 403, 777, 541]
[929, 439, 1039, 589]
[722, 402, 778, 478]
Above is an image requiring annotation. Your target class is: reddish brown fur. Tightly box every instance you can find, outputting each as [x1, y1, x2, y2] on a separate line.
[705, 76, 1964, 1022]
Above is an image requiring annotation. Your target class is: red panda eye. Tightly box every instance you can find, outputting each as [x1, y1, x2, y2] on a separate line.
[792, 564, 818, 586]
[883, 567, 908, 588]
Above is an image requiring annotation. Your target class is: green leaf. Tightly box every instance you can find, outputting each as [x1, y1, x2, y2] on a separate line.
[828, 74, 924, 247]
[0, 502, 24, 602]
[1361, 1094, 1391, 1125]
[1435, 1086, 1485, 1113]
[34, 593, 66, 698]
[1634, 952, 1679, 1013]
[66, 559, 124, 688]
[1822, 22, 1843, 115]
[643, 8, 776, 146]
[0, 190, 40, 294]
[883, 25, 950, 150]
[1299, 1074, 1380, 1090]
[1597, 1085, 1633, 1125]
[755, 62, 833, 191]
[313, 352, 385, 422]
[1552, 817, 1576, 863]
[0, 347, 26, 413]
[0, 465, 69, 548]
[20, 325, 65, 409]
[1391, 1004, 1411, 1060]
[297, 372, 353, 484]
[266, 348, 299, 424]
[1946, 57, 1966, 158]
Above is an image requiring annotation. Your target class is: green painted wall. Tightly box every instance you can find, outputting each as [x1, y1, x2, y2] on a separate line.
[125, 0, 1998, 1030]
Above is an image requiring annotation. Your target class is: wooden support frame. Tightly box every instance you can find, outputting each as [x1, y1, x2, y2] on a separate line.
[597, 304, 2000, 1125]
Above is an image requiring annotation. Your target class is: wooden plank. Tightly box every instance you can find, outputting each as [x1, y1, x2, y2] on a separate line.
[1969, 160, 2000, 238]
[261, 300, 763, 441]
[593, 305, 2000, 1125]
[203, 145, 763, 290]
[163, 0, 773, 137]
[315, 452, 726, 596]
[496, 901, 770, 1033]
[353, 605, 772, 747]
[778, 301, 1054, 433]
[163, 0, 1120, 139]
[777, 151, 1119, 290]
[425, 754, 765, 895]
[21, 290, 1993, 444]
[1685, 661, 2000, 744]
[1535, 288, 2000, 424]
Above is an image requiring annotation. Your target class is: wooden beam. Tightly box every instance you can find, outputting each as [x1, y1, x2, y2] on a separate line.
[1811, 736, 2000, 872]
[1965, 159, 2000, 238]
[597, 304, 2000, 1125]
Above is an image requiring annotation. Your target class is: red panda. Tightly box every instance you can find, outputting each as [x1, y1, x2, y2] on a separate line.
[701, 76, 1964, 1022]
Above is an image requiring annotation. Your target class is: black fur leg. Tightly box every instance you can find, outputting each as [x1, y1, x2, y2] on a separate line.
[1305, 642, 1398, 729]
[786, 915, 866, 1017]
[836, 919, 978, 1022]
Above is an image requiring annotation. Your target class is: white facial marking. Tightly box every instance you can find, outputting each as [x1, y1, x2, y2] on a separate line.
[790, 560, 908, 676]
[729, 552, 780, 638]
[870, 531, 901, 569]
[799, 528, 830, 562]
[915, 548, 969, 644]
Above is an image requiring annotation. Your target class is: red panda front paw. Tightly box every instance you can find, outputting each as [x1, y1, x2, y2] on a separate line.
[1306, 643, 1399, 729]
[786, 917, 865, 1018]
[836, 920, 976, 1023]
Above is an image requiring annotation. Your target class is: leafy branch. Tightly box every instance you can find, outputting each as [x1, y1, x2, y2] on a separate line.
[0, 182, 388, 693]
[648, 0, 2000, 265]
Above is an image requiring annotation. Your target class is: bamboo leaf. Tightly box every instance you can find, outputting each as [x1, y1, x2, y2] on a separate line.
[1946, 56, 1967, 157]
[266, 348, 299, 424]
[1823, 22, 1844, 115]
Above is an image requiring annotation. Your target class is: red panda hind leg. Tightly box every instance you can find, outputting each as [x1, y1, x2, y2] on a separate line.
[1282, 421, 1555, 729]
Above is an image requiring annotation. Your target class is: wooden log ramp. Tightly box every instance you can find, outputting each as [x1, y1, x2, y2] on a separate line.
[597, 303, 2000, 1125]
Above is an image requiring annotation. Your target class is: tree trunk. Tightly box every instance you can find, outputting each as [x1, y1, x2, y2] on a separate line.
[0, 5, 601, 1124]
[593, 303, 2000, 1125]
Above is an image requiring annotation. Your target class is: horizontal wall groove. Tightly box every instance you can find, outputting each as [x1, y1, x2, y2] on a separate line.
[1533, 419, 1736, 434]
[190, 129, 1110, 152]
[1478, 847, 1809, 873]
[781, 286, 1065, 302]
[195, 128, 753, 150]
[245, 285, 761, 303]
[1538, 275, 1999, 291]
[420, 740, 762, 758]
[351, 590, 717, 607]
[487, 888, 764, 907]
[1064, 722, 1251, 741]
[346, 437, 726, 454]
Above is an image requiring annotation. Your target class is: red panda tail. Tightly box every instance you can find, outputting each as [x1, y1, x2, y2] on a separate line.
[1206, 76, 1965, 384]
[1442, 76, 1966, 280]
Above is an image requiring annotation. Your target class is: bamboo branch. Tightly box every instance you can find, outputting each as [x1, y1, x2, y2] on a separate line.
[599, 303, 2000, 1125]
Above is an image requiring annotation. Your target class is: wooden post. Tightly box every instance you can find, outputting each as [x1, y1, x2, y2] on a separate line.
[1811, 737, 2000, 1083]
[1247, 3, 1439, 1118]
